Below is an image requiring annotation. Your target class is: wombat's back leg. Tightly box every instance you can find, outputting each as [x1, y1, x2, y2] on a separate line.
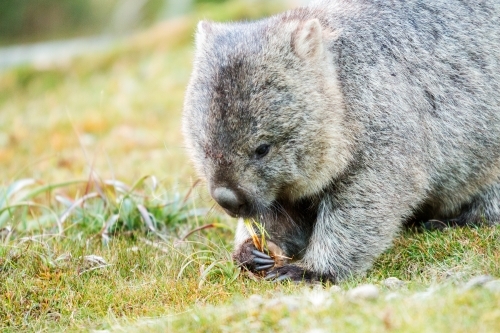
[455, 183, 500, 226]
[423, 183, 500, 230]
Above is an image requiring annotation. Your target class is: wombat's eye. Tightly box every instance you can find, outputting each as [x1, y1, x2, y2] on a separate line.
[255, 144, 270, 158]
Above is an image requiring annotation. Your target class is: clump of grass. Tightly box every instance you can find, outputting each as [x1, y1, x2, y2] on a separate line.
[244, 218, 269, 252]
[0, 175, 206, 239]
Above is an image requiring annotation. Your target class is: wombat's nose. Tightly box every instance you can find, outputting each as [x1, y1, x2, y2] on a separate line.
[212, 187, 245, 216]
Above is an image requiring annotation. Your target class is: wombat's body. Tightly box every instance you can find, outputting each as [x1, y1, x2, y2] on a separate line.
[183, 0, 500, 282]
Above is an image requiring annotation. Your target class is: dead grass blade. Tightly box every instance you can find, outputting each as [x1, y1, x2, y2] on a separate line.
[59, 192, 100, 224]
[180, 223, 229, 242]
[182, 179, 201, 204]
[101, 214, 120, 244]
[137, 204, 156, 233]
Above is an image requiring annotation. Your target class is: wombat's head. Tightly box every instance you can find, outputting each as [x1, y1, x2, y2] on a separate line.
[183, 16, 351, 218]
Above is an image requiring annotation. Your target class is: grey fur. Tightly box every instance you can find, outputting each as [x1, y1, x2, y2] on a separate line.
[183, 0, 500, 282]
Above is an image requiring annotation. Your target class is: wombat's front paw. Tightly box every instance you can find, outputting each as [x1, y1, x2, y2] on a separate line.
[233, 239, 275, 273]
[265, 265, 335, 284]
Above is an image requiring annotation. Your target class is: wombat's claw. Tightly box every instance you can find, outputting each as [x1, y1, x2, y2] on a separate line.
[254, 257, 275, 264]
[264, 271, 291, 282]
[264, 266, 297, 282]
[251, 250, 272, 259]
[422, 219, 448, 231]
[256, 264, 274, 271]
[422, 219, 469, 231]
[251, 249, 275, 271]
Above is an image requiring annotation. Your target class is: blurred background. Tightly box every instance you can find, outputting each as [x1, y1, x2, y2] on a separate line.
[0, 0, 310, 68]
[0, 0, 309, 44]
[0, 0, 308, 190]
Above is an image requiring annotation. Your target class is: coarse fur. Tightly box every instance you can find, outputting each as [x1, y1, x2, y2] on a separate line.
[183, 0, 500, 282]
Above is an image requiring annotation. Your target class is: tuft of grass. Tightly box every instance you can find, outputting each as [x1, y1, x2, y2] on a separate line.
[244, 218, 270, 252]
[0, 176, 208, 238]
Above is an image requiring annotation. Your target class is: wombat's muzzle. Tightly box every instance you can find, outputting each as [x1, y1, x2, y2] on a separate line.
[212, 186, 250, 217]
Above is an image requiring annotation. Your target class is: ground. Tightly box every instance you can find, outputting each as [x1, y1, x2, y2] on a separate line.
[1, 1, 499, 332]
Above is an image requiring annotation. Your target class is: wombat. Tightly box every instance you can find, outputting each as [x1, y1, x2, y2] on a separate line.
[182, 0, 500, 283]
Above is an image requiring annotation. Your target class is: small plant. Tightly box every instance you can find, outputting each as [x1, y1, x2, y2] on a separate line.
[0, 175, 208, 241]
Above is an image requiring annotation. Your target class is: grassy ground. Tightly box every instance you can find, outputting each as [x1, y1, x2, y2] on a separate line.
[1, 1, 500, 332]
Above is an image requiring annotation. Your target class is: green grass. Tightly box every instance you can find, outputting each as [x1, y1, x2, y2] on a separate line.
[2, 225, 499, 332]
[1, 0, 500, 331]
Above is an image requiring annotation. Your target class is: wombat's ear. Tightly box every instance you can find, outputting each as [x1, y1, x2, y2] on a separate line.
[292, 19, 324, 60]
[195, 21, 213, 48]
[197, 21, 213, 35]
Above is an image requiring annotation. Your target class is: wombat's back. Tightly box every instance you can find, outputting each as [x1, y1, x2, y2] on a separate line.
[317, 0, 500, 207]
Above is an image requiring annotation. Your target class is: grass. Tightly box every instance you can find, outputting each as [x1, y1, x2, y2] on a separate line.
[1, 0, 500, 331]
[2, 225, 499, 332]
[111, 285, 500, 332]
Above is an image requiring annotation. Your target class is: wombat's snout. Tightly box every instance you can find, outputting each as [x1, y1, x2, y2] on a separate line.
[212, 187, 248, 217]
